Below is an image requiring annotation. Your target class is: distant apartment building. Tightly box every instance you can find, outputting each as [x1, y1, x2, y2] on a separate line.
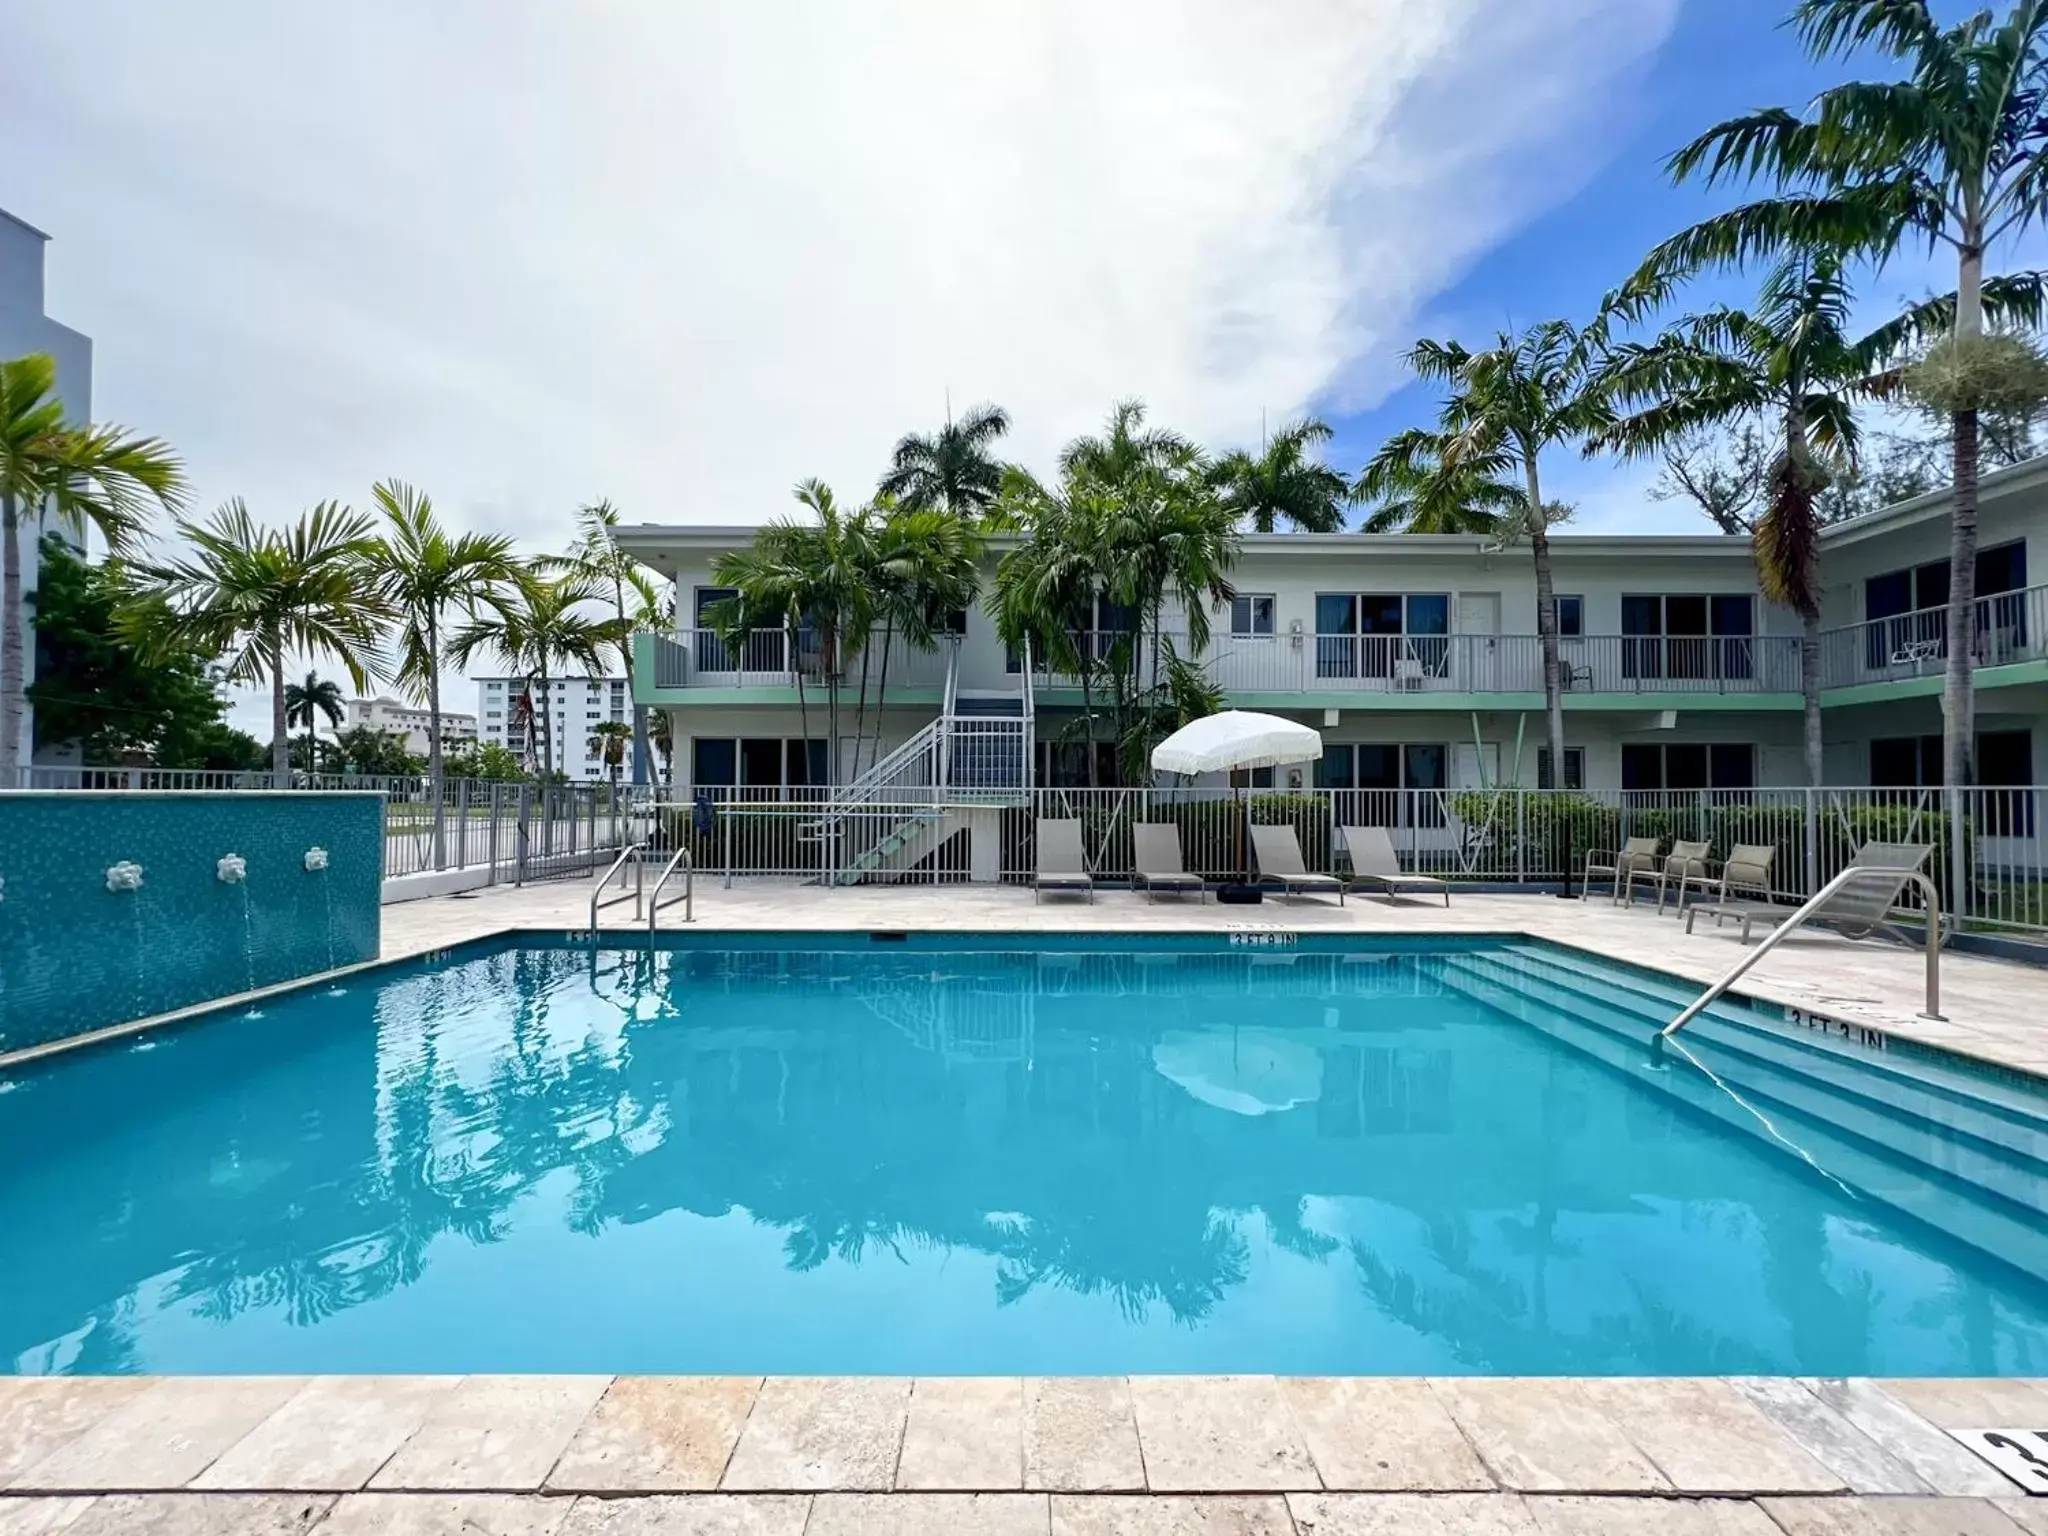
[344, 696, 478, 757]
[1, 207, 95, 766]
[474, 674, 629, 780]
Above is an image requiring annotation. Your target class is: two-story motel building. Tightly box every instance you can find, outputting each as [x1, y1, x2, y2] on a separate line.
[613, 457, 2048, 804]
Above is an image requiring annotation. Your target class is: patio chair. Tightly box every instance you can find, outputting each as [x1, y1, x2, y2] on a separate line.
[1339, 825, 1450, 908]
[1685, 841, 1932, 943]
[1132, 822, 1205, 903]
[1250, 823, 1345, 905]
[1626, 838, 1713, 913]
[1583, 836, 1661, 905]
[1033, 818, 1094, 904]
[1676, 841, 1776, 915]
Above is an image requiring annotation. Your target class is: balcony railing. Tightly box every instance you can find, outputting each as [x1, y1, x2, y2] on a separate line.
[647, 629, 954, 691]
[1820, 582, 2047, 690]
[1029, 630, 1803, 696]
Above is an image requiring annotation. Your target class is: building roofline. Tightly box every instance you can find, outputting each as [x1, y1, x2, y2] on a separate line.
[1817, 452, 2048, 546]
[0, 206, 51, 241]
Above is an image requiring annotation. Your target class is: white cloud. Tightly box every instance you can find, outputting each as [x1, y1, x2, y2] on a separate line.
[0, 0, 1679, 734]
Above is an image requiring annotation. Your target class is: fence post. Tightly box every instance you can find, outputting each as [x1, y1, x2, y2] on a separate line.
[1515, 790, 1525, 886]
[1802, 786, 1818, 901]
[516, 783, 532, 885]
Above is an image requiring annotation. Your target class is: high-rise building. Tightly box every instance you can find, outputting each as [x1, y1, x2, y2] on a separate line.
[0, 207, 95, 768]
[474, 674, 629, 780]
[344, 696, 479, 758]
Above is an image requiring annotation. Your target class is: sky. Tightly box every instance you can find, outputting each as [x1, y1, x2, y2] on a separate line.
[0, 0, 2016, 734]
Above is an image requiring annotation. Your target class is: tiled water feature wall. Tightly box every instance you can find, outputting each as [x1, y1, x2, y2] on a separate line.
[0, 792, 381, 1053]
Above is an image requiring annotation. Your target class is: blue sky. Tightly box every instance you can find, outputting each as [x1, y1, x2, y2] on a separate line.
[1324, 0, 1844, 532]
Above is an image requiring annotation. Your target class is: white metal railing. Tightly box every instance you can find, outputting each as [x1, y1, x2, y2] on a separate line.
[1820, 582, 2048, 689]
[649, 842, 694, 928]
[644, 628, 952, 691]
[590, 842, 647, 925]
[1025, 630, 1804, 695]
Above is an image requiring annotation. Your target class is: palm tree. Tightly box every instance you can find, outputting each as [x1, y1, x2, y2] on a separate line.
[447, 570, 610, 779]
[708, 480, 878, 783]
[0, 352, 184, 779]
[537, 499, 657, 782]
[1210, 417, 1353, 532]
[864, 502, 982, 767]
[1595, 250, 1905, 788]
[130, 501, 385, 788]
[992, 477, 1115, 786]
[360, 478, 516, 836]
[284, 671, 344, 778]
[877, 403, 1011, 518]
[1376, 323, 1614, 786]
[1644, 0, 2048, 800]
[1060, 398, 1192, 487]
[587, 720, 632, 789]
[1355, 427, 1521, 534]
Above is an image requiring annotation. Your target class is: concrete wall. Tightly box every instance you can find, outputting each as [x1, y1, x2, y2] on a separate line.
[0, 792, 381, 1053]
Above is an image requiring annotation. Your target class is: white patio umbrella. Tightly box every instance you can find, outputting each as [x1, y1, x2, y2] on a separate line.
[1151, 711, 1323, 882]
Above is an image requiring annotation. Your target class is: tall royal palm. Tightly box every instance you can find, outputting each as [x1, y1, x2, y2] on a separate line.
[1210, 418, 1353, 533]
[0, 352, 184, 780]
[362, 479, 516, 787]
[1646, 0, 2048, 798]
[133, 500, 385, 788]
[709, 480, 877, 783]
[1373, 323, 1613, 785]
[1060, 399, 1192, 488]
[448, 571, 610, 779]
[878, 403, 1011, 518]
[991, 478, 1116, 786]
[1355, 428, 1521, 535]
[538, 498, 658, 782]
[284, 671, 344, 776]
[864, 502, 981, 767]
[1598, 251, 1906, 787]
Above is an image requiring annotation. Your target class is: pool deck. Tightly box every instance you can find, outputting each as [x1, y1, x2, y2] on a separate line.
[9, 880, 2048, 1529]
[2, 1373, 2047, 1532]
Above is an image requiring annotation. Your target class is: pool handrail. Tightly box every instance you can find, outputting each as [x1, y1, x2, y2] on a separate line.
[590, 842, 647, 927]
[650, 843, 694, 930]
[1663, 864, 1945, 1037]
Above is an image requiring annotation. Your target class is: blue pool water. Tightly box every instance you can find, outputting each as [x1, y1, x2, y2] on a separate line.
[3, 933, 2046, 1377]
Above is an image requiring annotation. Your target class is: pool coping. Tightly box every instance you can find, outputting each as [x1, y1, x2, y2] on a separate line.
[6, 914, 2045, 1098]
[1, 1373, 2044, 1517]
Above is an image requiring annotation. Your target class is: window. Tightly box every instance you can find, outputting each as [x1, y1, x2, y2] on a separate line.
[1537, 747, 1584, 790]
[1873, 728, 2033, 822]
[1315, 593, 1450, 678]
[937, 606, 970, 636]
[1555, 596, 1583, 638]
[1864, 541, 2028, 668]
[1621, 742, 1754, 797]
[691, 736, 828, 797]
[1232, 595, 1276, 637]
[1035, 740, 1121, 787]
[1317, 742, 1447, 826]
[1229, 766, 1277, 789]
[1621, 593, 1754, 681]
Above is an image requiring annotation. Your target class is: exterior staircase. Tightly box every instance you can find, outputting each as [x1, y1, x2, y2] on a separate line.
[811, 642, 1034, 885]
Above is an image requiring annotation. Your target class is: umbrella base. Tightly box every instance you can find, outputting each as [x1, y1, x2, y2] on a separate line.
[1217, 883, 1265, 905]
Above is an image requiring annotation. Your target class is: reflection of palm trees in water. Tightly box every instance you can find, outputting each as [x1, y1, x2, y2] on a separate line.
[994, 1211, 1251, 1324]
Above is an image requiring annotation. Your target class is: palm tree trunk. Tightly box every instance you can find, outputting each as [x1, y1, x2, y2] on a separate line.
[1800, 612, 1822, 788]
[427, 615, 446, 868]
[270, 636, 291, 789]
[1524, 458, 1566, 797]
[1942, 228, 1988, 921]
[791, 616, 812, 793]
[0, 496, 21, 783]
[871, 618, 894, 786]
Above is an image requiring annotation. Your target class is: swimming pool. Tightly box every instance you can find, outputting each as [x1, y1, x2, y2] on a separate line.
[3, 932, 2045, 1377]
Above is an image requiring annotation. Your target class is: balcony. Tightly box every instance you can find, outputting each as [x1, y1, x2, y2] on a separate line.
[1032, 631, 1803, 701]
[1820, 583, 2048, 694]
[638, 629, 954, 698]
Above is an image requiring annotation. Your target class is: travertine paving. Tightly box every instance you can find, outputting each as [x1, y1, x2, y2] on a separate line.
[0, 1376, 2043, 1530]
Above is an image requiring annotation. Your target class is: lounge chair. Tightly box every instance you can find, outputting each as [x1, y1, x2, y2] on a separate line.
[1676, 841, 1776, 915]
[1339, 825, 1450, 907]
[1033, 818, 1095, 904]
[1628, 838, 1713, 913]
[1685, 841, 1932, 943]
[1584, 836, 1661, 905]
[1132, 822, 1204, 902]
[1250, 824, 1345, 905]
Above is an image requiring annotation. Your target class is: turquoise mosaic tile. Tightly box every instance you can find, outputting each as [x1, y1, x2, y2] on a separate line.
[0, 792, 381, 1052]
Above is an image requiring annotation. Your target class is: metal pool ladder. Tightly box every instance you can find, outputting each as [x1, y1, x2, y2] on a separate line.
[1664, 865, 1946, 1037]
[590, 842, 647, 927]
[649, 844, 694, 930]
